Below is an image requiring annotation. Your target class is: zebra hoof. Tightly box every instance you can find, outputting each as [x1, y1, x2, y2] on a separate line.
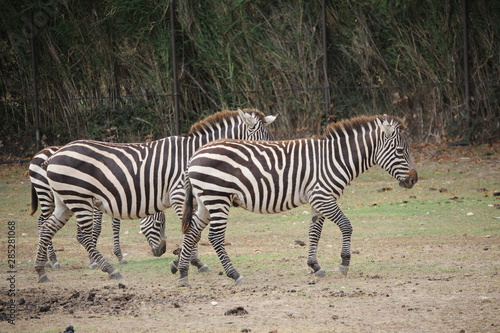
[170, 261, 178, 274]
[109, 269, 123, 279]
[234, 275, 245, 286]
[314, 269, 326, 277]
[198, 264, 209, 273]
[119, 259, 128, 265]
[178, 277, 189, 287]
[52, 262, 61, 270]
[38, 275, 50, 283]
[89, 262, 98, 270]
[339, 265, 349, 276]
[45, 262, 52, 268]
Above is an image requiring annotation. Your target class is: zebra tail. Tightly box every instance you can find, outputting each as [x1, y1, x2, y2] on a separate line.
[30, 185, 38, 216]
[181, 173, 194, 234]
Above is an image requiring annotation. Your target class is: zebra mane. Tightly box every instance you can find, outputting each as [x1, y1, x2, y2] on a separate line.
[188, 108, 266, 134]
[324, 115, 406, 137]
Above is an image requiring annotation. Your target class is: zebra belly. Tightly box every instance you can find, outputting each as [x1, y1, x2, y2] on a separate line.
[239, 198, 305, 214]
[229, 186, 307, 214]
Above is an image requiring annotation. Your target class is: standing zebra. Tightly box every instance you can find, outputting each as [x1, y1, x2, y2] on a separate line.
[30, 146, 166, 269]
[177, 115, 418, 286]
[36, 108, 277, 282]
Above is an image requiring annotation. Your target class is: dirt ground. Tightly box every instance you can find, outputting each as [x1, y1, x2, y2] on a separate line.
[1, 143, 499, 333]
[3, 235, 499, 333]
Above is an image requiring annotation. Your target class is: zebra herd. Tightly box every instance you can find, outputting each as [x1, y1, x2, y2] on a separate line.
[31, 108, 417, 286]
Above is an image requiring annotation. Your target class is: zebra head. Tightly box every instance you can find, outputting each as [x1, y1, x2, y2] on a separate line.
[140, 213, 167, 257]
[237, 108, 277, 141]
[375, 116, 418, 189]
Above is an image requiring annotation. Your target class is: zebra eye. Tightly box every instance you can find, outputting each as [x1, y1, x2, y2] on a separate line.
[396, 147, 404, 155]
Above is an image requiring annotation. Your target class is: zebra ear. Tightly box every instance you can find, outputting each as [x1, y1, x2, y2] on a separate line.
[381, 118, 395, 136]
[264, 114, 278, 125]
[238, 107, 257, 126]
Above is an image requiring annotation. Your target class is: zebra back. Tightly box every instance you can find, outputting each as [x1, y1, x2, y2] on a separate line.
[45, 108, 277, 220]
[183, 115, 417, 217]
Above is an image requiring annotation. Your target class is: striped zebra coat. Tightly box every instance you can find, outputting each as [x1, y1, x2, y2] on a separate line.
[29, 146, 166, 270]
[35, 108, 276, 283]
[177, 115, 418, 286]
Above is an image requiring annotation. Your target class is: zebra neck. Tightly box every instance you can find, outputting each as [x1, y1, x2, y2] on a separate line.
[188, 123, 243, 149]
[324, 126, 379, 182]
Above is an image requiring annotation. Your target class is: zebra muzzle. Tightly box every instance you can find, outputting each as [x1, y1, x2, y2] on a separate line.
[399, 169, 418, 189]
[151, 239, 167, 257]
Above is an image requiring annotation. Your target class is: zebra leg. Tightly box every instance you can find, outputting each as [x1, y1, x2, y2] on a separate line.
[47, 243, 60, 269]
[38, 215, 61, 269]
[75, 210, 122, 279]
[35, 206, 73, 282]
[172, 202, 209, 272]
[307, 209, 326, 277]
[111, 218, 127, 264]
[190, 244, 209, 272]
[177, 213, 208, 286]
[312, 201, 353, 276]
[207, 208, 244, 285]
[86, 207, 103, 269]
[171, 243, 209, 274]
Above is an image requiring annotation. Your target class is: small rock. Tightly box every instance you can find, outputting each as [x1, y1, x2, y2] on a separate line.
[467, 212, 474, 216]
[224, 306, 248, 316]
[86, 292, 96, 302]
[118, 283, 126, 289]
[294, 240, 306, 246]
[39, 304, 51, 312]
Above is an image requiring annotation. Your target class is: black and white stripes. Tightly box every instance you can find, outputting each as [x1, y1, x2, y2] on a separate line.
[34, 108, 277, 282]
[177, 115, 418, 286]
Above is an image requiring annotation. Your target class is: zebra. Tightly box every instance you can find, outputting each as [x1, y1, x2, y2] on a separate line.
[35, 108, 277, 282]
[29, 146, 166, 270]
[176, 115, 418, 286]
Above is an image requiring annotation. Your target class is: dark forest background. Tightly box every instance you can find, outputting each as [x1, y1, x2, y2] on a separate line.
[1, 0, 499, 158]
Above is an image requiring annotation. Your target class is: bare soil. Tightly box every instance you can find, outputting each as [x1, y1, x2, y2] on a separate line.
[3, 235, 499, 333]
